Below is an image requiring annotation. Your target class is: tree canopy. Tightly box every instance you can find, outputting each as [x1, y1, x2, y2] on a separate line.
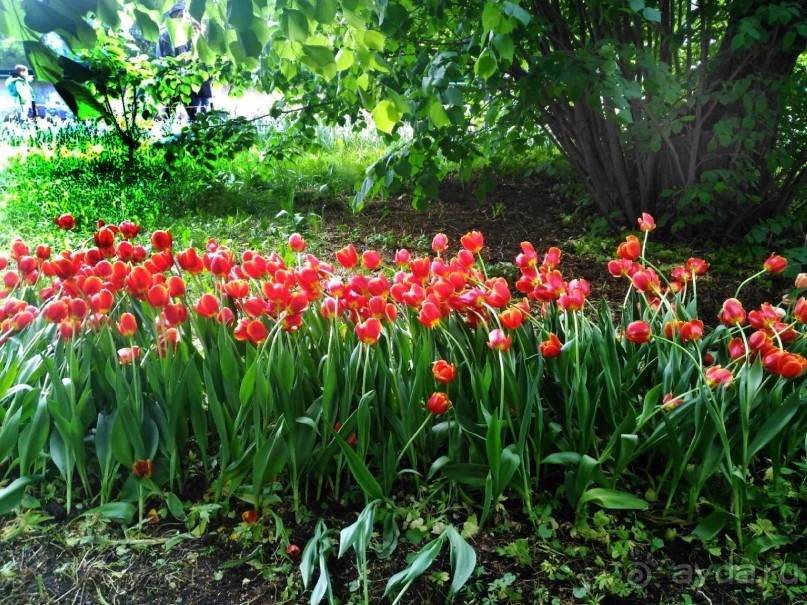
[1, 0, 805, 237]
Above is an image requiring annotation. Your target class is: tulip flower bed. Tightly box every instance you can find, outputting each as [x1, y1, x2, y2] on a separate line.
[0, 212, 806, 602]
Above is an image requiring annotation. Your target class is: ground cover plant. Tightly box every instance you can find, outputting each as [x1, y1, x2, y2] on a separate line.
[0, 202, 805, 603]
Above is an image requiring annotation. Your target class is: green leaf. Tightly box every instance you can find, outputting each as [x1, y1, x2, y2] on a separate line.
[284, 9, 310, 43]
[692, 510, 730, 541]
[166, 492, 186, 521]
[80, 502, 136, 524]
[445, 526, 476, 596]
[642, 7, 661, 23]
[748, 393, 800, 458]
[384, 537, 443, 597]
[577, 488, 648, 510]
[482, 2, 501, 33]
[314, 0, 338, 23]
[134, 9, 161, 42]
[502, 2, 532, 26]
[429, 102, 451, 128]
[303, 44, 336, 68]
[372, 99, 401, 134]
[0, 476, 37, 515]
[474, 52, 497, 80]
[364, 30, 385, 51]
[333, 432, 384, 500]
[335, 48, 354, 71]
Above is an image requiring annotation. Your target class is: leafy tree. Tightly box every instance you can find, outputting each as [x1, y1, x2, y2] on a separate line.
[2, 0, 805, 237]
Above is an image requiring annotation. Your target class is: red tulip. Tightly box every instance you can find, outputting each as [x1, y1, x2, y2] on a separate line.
[662, 393, 683, 412]
[432, 233, 448, 254]
[719, 298, 746, 326]
[167, 276, 186, 298]
[637, 212, 655, 232]
[432, 360, 456, 384]
[793, 297, 807, 324]
[118, 346, 141, 365]
[117, 312, 138, 337]
[156, 328, 180, 356]
[418, 302, 442, 328]
[394, 249, 410, 266]
[685, 258, 709, 276]
[460, 231, 484, 254]
[631, 268, 660, 294]
[195, 293, 220, 318]
[705, 366, 733, 389]
[427, 392, 452, 415]
[54, 214, 76, 230]
[763, 254, 787, 274]
[487, 329, 512, 351]
[90, 289, 114, 314]
[36, 245, 51, 260]
[59, 318, 79, 340]
[242, 509, 258, 524]
[680, 319, 704, 343]
[540, 333, 562, 358]
[286, 544, 301, 558]
[356, 317, 382, 345]
[163, 303, 188, 326]
[177, 248, 204, 274]
[542, 247, 561, 270]
[335, 244, 358, 269]
[133, 459, 153, 479]
[625, 320, 652, 344]
[94, 227, 116, 248]
[147, 284, 170, 309]
[361, 250, 382, 270]
[499, 306, 525, 330]
[728, 337, 745, 360]
[246, 320, 268, 345]
[617, 235, 641, 261]
[224, 279, 250, 299]
[119, 220, 141, 239]
[151, 230, 173, 251]
[42, 300, 69, 324]
[288, 233, 306, 252]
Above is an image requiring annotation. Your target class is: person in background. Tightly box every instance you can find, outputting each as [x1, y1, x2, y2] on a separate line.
[156, 2, 213, 121]
[5, 65, 39, 121]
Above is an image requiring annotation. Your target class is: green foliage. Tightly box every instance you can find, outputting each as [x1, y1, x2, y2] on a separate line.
[0, 132, 198, 241]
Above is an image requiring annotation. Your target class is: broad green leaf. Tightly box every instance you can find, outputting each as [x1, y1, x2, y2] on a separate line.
[748, 393, 801, 458]
[0, 476, 37, 515]
[364, 30, 385, 52]
[284, 9, 310, 43]
[642, 7, 662, 22]
[482, 2, 501, 33]
[445, 526, 476, 596]
[474, 52, 497, 80]
[134, 9, 161, 42]
[429, 102, 451, 128]
[692, 510, 730, 541]
[502, 2, 532, 26]
[384, 537, 443, 597]
[314, 0, 338, 24]
[166, 492, 186, 521]
[80, 502, 136, 524]
[303, 44, 336, 68]
[372, 99, 401, 134]
[577, 488, 648, 510]
[335, 48, 354, 71]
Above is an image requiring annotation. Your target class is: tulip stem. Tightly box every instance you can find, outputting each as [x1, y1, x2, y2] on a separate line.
[734, 270, 765, 301]
[396, 413, 433, 469]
